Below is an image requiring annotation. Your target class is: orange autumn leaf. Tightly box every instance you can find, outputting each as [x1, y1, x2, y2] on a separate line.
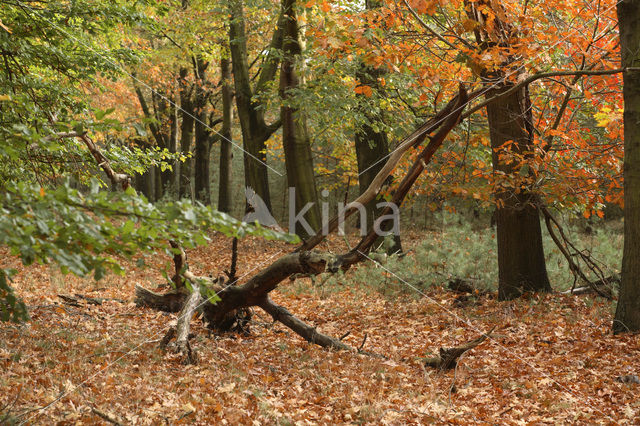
[355, 84, 373, 97]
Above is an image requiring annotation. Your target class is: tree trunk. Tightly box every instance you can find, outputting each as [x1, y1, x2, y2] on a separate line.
[133, 83, 176, 199]
[485, 84, 551, 300]
[154, 165, 163, 201]
[143, 164, 155, 201]
[280, 0, 321, 238]
[228, 1, 284, 214]
[179, 67, 195, 200]
[218, 56, 234, 213]
[614, 0, 640, 334]
[464, 0, 550, 299]
[194, 58, 212, 205]
[229, 0, 271, 211]
[161, 95, 178, 197]
[354, 0, 401, 253]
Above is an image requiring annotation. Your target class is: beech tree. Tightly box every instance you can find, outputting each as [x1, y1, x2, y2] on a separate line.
[228, 0, 283, 213]
[354, 1, 402, 253]
[280, 0, 321, 237]
[217, 55, 234, 213]
[464, 0, 551, 299]
[614, 0, 640, 334]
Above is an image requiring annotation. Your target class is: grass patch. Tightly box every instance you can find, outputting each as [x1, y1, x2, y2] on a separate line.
[298, 212, 623, 298]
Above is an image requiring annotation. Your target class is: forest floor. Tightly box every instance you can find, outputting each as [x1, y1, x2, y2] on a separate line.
[1, 231, 639, 425]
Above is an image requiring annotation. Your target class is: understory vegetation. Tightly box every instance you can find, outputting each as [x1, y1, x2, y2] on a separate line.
[304, 213, 623, 299]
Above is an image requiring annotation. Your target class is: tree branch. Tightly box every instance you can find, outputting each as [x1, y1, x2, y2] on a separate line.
[79, 134, 130, 190]
[259, 297, 352, 351]
[462, 68, 635, 120]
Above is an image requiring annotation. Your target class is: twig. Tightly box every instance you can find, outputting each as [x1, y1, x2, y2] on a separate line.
[91, 406, 123, 425]
[358, 333, 368, 351]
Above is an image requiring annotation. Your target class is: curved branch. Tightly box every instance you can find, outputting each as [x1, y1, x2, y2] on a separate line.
[462, 67, 636, 120]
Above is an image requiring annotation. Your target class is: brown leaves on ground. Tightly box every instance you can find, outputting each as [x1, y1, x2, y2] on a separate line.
[1, 233, 639, 424]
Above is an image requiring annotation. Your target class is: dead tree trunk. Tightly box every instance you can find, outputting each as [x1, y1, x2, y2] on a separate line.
[135, 86, 469, 355]
[160, 280, 202, 364]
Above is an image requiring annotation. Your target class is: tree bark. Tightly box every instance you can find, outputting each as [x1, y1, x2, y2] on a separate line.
[218, 56, 234, 213]
[194, 58, 212, 204]
[179, 67, 195, 200]
[228, 0, 283, 214]
[354, 0, 401, 253]
[280, 0, 321, 237]
[614, 0, 640, 334]
[465, 0, 551, 299]
[486, 83, 551, 299]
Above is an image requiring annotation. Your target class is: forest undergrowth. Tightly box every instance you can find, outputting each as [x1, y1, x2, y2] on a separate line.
[0, 220, 637, 424]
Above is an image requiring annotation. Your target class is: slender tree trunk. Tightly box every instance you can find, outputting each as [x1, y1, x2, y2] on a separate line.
[194, 58, 212, 204]
[614, 0, 640, 334]
[154, 165, 163, 200]
[161, 95, 178, 197]
[280, 0, 321, 237]
[486, 84, 551, 300]
[133, 82, 177, 199]
[218, 56, 234, 213]
[179, 67, 195, 200]
[354, 0, 401, 253]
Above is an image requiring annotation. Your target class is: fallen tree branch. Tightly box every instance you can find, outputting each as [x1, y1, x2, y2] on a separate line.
[160, 279, 202, 365]
[299, 85, 469, 252]
[560, 274, 620, 298]
[259, 297, 352, 351]
[58, 294, 126, 306]
[135, 285, 187, 313]
[90, 405, 123, 426]
[140, 86, 469, 352]
[424, 326, 495, 370]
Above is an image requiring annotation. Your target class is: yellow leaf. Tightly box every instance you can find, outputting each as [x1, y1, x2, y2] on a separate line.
[39, 187, 46, 197]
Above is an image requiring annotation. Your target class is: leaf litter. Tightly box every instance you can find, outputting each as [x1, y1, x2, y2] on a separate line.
[0, 232, 638, 424]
